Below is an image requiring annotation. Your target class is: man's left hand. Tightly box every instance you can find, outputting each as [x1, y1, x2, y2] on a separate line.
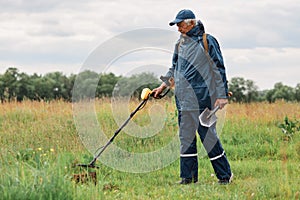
[214, 98, 228, 109]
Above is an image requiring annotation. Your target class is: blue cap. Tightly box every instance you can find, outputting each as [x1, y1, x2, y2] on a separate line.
[169, 9, 196, 26]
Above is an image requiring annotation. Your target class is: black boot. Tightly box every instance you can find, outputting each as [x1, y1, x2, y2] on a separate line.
[178, 177, 198, 185]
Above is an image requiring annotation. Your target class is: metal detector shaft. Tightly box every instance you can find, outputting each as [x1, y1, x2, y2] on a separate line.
[78, 99, 148, 168]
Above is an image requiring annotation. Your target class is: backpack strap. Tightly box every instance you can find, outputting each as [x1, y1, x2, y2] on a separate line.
[179, 34, 208, 53]
[202, 33, 214, 68]
[177, 38, 184, 53]
[203, 33, 209, 54]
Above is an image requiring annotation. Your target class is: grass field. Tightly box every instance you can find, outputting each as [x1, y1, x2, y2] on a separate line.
[0, 99, 299, 200]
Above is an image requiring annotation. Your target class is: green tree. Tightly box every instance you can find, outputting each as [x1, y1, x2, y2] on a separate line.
[228, 77, 246, 102]
[33, 75, 56, 101]
[97, 73, 120, 97]
[15, 72, 35, 101]
[65, 74, 76, 101]
[72, 70, 99, 101]
[228, 77, 259, 103]
[245, 79, 259, 103]
[113, 72, 160, 98]
[256, 90, 269, 102]
[266, 82, 295, 103]
[0, 74, 5, 102]
[295, 83, 300, 102]
[43, 72, 71, 100]
[1, 68, 20, 101]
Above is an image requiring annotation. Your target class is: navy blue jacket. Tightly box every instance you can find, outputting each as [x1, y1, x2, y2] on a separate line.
[164, 21, 228, 111]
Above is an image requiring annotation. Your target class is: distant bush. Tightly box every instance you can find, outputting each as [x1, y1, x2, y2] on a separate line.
[277, 116, 300, 141]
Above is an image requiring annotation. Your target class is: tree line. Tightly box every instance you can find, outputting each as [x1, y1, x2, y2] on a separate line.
[0, 68, 160, 102]
[1, 67, 299, 103]
[228, 77, 300, 103]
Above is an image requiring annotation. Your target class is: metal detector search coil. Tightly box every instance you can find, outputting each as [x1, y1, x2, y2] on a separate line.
[141, 88, 152, 100]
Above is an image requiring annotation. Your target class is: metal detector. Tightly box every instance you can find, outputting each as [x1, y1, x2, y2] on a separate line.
[75, 78, 170, 169]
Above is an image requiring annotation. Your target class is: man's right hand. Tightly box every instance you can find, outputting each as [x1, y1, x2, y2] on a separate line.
[152, 83, 167, 98]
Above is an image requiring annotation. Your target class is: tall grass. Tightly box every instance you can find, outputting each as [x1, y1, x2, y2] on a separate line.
[0, 99, 299, 199]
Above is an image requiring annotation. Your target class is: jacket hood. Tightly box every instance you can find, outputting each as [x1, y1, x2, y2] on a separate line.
[186, 20, 205, 38]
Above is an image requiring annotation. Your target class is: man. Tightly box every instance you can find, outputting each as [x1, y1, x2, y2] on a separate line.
[152, 9, 233, 185]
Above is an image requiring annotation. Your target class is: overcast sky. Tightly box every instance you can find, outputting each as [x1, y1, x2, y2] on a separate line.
[1, 0, 299, 90]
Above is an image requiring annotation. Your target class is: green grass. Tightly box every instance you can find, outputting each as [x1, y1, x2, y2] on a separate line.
[0, 100, 300, 199]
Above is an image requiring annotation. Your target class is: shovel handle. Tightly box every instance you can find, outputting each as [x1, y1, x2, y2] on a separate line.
[207, 105, 219, 119]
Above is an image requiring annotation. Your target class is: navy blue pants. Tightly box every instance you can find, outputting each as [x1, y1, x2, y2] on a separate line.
[178, 110, 231, 180]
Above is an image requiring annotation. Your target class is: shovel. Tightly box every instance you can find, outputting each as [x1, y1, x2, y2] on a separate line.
[199, 105, 219, 127]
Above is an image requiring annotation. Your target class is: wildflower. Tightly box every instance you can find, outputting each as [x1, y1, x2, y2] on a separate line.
[37, 148, 42, 151]
[50, 148, 55, 152]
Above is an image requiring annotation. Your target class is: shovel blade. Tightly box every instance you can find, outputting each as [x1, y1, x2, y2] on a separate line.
[199, 108, 218, 127]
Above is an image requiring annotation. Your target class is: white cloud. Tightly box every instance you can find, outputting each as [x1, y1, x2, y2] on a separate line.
[0, 0, 300, 89]
[224, 47, 300, 90]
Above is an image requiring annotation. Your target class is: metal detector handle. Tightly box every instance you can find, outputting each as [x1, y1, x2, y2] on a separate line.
[160, 75, 171, 87]
[150, 88, 170, 99]
[149, 75, 172, 99]
[207, 105, 219, 119]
